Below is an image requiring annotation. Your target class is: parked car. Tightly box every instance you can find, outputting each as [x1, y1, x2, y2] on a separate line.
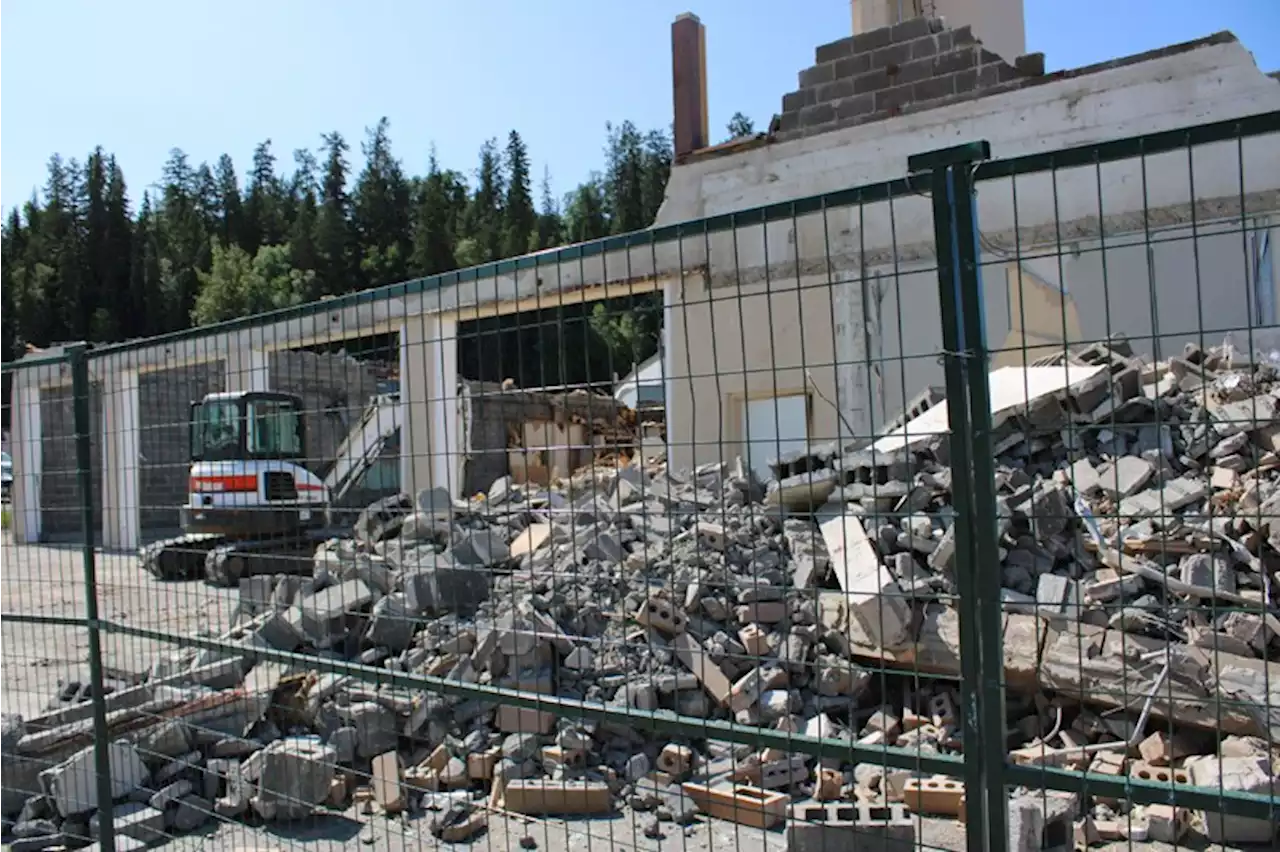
[1, 451, 12, 500]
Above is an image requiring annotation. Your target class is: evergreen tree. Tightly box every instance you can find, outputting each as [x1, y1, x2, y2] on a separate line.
[156, 148, 211, 331]
[83, 149, 113, 338]
[464, 138, 505, 263]
[288, 148, 320, 285]
[213, 154, 244, 249]
[726, 112, 755, 138]
[352, 117, 412, 287]
[603, 121, 649, 234]
[502, 130, 535, 258]
[243, 140, 287, 252]
[0, 208, 15, 360]
[129, 193, 164, 338]
[410, 150, 463, 276]
[534, 166, 563, 250]
[314, 131, 355, 296]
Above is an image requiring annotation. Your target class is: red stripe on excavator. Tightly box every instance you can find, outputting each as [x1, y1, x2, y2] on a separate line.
[190, 474, 258, 493]
[296, 482, 325, 491]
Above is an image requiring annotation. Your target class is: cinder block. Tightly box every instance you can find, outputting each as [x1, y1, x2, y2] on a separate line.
[903, 775, 964, 816]
[788, 801, 915, 852]
[682, 782, 789, 829]
[657, 744, 694, 779]
[1128, 761, 1189, 786]
[467, 747, 502, 780]
[634, 596, 687, 635]
[501, 779, 613, 815]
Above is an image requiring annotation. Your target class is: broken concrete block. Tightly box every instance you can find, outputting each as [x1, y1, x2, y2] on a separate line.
[1098, 455, 1154, 499]
[1068, 458, 1102, 495]
[821, 514, 911, 649]
[299, 580, 374, 646]
[95, 802, 165, 843]
[45, 740, 148, 816]
[453, 527, 511, 567]
[249, 737, 336, 821]
[401, 553, 491, 615]
[338, 702, 399, 759]
[1178, 552, 1236, 598]
[365, 593, 416, 652]
[673, 633, 732, 706]
[1190, 755, 1277, 844]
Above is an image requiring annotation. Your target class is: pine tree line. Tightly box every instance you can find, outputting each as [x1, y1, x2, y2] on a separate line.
[0, 118, 680, 369]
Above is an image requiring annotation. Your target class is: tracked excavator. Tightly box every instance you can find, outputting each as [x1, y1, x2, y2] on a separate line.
[139, 389, 400, 586]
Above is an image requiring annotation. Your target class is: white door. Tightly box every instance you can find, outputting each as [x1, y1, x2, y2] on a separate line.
[741, 395, 809, 483]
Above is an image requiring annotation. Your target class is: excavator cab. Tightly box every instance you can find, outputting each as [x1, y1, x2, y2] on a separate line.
[190, 391, 307, 463]
[181, 391, 329, 538]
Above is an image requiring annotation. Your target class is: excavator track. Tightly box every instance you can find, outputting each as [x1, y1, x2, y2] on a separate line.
[139, 534, 228, 580]
[202, 529, 337, 587]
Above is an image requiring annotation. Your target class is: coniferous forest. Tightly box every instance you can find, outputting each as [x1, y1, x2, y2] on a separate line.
[0, 115, 753, 383]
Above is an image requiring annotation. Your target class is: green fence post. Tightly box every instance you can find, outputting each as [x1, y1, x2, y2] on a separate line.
[69, 343, 115, 852]
[909, 141, 1007, 852]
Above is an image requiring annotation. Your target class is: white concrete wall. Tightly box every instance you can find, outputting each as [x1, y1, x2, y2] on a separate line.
[656, 36, 1280, 469]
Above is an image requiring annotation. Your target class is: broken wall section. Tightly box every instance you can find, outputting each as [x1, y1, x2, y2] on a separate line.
[459, 380, 636, 496]
[269, 350, 383, 475]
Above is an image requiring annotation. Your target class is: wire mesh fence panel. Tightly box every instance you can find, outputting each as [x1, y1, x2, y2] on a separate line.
[2, 112, 1279, 852]
[970, 113, 1280, 846]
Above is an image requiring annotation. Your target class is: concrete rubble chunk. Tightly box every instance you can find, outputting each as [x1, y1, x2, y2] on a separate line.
[44, 740, 148, 816]
[821, 514, 912, 649]
[1190, 754, 1278, 843]
[249, 736, 336, 820]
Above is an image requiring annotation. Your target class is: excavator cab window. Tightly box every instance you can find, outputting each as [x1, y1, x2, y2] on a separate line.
[191, 399, 242, 461]
[247, 398, 304, 458]
[190, 393, 306, 462]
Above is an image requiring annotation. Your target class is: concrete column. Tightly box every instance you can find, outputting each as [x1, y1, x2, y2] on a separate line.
[11, 378, 42, 543]
[101, 370, 141, 551]
[671, 13, 708, 159]
[224, 348, 269, 392]
[400, 315, 460, 499]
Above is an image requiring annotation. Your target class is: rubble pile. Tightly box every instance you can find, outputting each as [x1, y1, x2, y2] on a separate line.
[3, 336, 1279, 850]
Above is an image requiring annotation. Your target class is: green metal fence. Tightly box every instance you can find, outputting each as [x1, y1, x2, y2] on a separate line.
[4, 111, 1280, 852]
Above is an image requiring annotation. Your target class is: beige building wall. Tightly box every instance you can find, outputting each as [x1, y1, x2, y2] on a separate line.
[667, 272, 841, 474]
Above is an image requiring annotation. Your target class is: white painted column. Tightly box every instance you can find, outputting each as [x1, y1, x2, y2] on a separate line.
[224, 348, 270, 392]
[101, 370, 141, 551]
[399, 315, 460, 500]
[431, 315, 460, 498]
[12, 379, 42, 543]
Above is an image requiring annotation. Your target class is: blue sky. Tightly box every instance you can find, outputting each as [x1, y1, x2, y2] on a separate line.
[2, 0, 1277, 214]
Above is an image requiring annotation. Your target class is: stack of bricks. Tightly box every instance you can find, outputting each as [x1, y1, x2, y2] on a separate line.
[774, 17, 1044, 143]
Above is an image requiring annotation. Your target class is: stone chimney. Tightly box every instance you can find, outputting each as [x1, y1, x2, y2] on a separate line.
[773, 16, 1043, 144]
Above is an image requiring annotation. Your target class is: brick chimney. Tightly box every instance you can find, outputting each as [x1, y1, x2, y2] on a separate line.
[671, 13, 709, 158]
[773, 16, 1043, 143]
